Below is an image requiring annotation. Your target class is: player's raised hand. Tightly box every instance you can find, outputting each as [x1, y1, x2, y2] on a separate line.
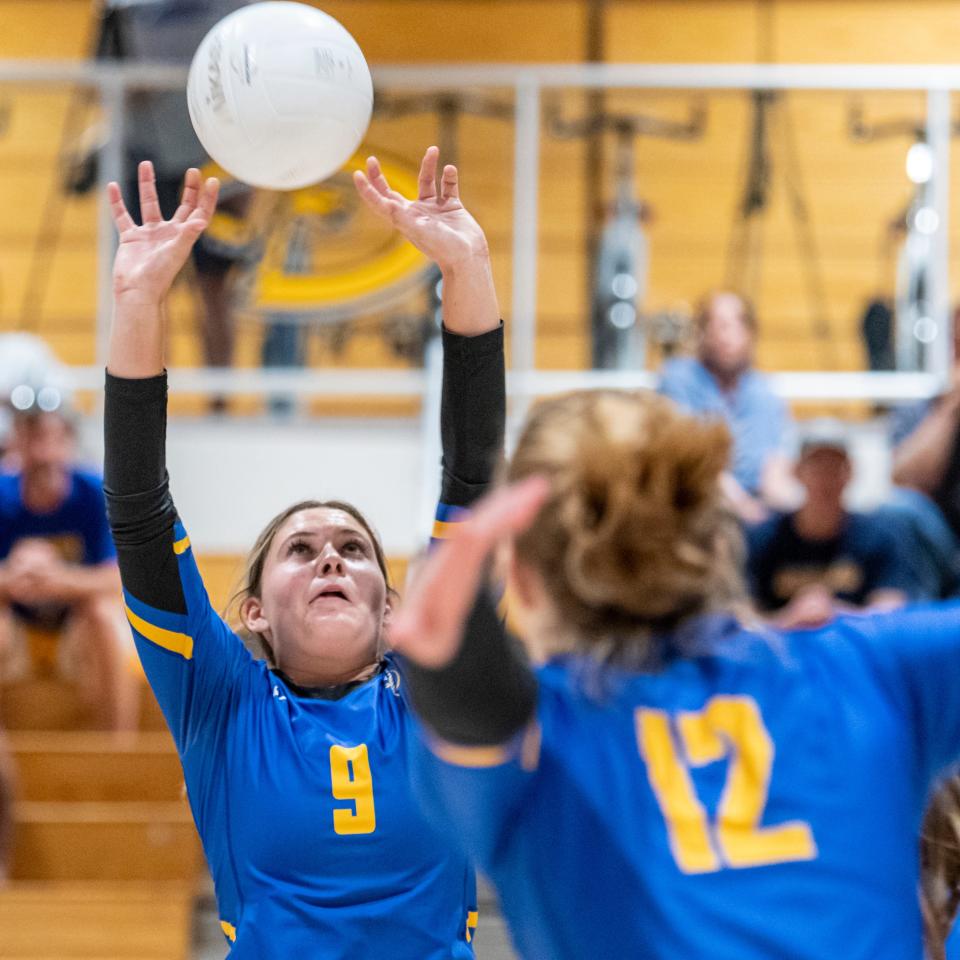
[108, 162, 219, 304]
[353, 146, 489, 274]
[389, 476, 550, 669]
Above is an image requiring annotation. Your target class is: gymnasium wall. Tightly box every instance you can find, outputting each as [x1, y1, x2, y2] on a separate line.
[1, 0, 958, 380]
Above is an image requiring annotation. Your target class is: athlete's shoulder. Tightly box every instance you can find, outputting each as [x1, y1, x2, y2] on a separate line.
[535, 619, 808, 707]
[775, 609, 931, 703]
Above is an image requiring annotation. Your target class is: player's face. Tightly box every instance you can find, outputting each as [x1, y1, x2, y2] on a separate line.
[256, 507, 389, 685]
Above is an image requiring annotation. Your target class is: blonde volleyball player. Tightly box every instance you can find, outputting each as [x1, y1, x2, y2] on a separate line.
[103, 147, 501, 958]
[396, 388, 960, 960]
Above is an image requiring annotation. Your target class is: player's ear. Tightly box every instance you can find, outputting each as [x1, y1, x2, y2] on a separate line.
[240, 595, 270, 635]
[381, 590, 395, 628]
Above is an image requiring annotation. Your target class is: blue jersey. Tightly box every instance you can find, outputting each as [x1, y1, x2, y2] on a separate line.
[411, 606, 960, 959]
[125, 520, 476, 959]
[0, 468, 116, 566]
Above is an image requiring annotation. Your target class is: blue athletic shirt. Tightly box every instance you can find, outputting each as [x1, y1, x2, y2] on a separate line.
[104, 324, 505, 959]
[0, 468, 116, 565]
[126, 519, 476, 958]
[409, 604, 960, 959]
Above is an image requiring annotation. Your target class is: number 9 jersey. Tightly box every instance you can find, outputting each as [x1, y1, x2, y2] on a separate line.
[125, 519, 477, 958]
[409, 605, 960, 960]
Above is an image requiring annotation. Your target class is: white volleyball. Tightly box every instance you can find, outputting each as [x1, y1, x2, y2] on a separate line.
[187, 1, 373, 190]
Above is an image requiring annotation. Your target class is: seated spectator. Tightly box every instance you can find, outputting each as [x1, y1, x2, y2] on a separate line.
[0, 401, 136, 731]
[746, 422, 916, 629]
[880, 315, 960, 598]
[659, 290, 798, 522]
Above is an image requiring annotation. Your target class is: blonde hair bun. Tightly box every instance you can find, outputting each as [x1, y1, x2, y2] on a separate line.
[509, 390, 739, 651]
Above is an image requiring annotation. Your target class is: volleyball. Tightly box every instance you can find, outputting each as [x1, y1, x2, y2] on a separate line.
[186, 1, 373, 191]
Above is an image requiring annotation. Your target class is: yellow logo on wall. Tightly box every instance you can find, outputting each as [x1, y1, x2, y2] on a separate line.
[202, 151, 431, 318]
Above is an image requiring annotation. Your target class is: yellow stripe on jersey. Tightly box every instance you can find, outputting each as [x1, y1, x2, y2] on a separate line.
[431, 518, 466, 540]
[429, 740, 513, 768]
[466, 910, 479, 943]
[220, 920, 237, 942]
[125, 604, 194, 660]
[173, 534, 191, 555]
[430, 722, 542, 770]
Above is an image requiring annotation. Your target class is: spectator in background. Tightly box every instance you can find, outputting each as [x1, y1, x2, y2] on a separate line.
[92, 0, 252, 404]
[746, 422, 915, 629]
[0, 403, 136, 731]
[887, 314, 960, 599]
[659, 290, 798, 522]
[0, 334, 62, 461]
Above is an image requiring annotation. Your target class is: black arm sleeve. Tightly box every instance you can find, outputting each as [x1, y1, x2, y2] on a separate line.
[400, 585, 537, 746]
[103, 371, 187, 614]
[439, 323, 505, 508]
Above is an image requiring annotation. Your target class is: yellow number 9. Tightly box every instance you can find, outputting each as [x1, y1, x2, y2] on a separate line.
[329, 744, 376, 835]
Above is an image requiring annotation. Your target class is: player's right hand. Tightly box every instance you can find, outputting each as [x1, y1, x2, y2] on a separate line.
[108, 162, 219, 305]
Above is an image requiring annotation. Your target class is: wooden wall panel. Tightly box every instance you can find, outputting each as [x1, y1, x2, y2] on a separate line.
[314, 1, 584, 63]
[0, 1, 97, 59]
[2, 1, 960, 376]
[605, 3, 960, 372]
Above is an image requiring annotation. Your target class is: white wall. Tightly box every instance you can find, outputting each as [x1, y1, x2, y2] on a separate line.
[80, 415, 437, 555]
[77, 411, 896, 555]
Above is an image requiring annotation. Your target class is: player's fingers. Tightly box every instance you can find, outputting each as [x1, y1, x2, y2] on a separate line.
[361, 156, 395, 199]
[391, 477, 550, 666]
[106, 181, 136, 234]
[354, 169, 400, 221]
[172, 168, 201, 222]
[137, 160, 163, 224]
[417, 146, 439, 202]
[439, 164, 459, 203]
[187, 177, 220, 227]
[433, 477, 551, 585]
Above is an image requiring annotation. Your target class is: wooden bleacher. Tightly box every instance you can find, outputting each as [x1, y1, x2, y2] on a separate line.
[1, 653, 200, 958]
[10, 731, 183, 803]
[1, 725, 198, 958]
[0, 881, 194, 960]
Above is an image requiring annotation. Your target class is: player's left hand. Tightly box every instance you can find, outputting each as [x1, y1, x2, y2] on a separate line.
[353, 146, 489, 274]
[390, 476, 550, 669]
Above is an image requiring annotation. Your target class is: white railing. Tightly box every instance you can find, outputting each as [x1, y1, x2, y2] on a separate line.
[0, 60, 957, 404]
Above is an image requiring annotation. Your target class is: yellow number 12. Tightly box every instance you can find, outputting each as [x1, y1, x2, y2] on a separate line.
[636, 696, 816, 874]
[329, 744, 376, 835]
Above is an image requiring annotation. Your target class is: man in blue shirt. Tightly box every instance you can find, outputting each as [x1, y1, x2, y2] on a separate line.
[746, 422, 916, 627]
[0, 405, 136, 730]
[659, 290, 797, 521]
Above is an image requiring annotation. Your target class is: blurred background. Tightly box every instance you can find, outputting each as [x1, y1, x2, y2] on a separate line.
[3, 1, 960, 957]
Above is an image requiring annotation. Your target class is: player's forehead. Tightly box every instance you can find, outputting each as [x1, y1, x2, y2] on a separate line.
[274, 507, 371, 544]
